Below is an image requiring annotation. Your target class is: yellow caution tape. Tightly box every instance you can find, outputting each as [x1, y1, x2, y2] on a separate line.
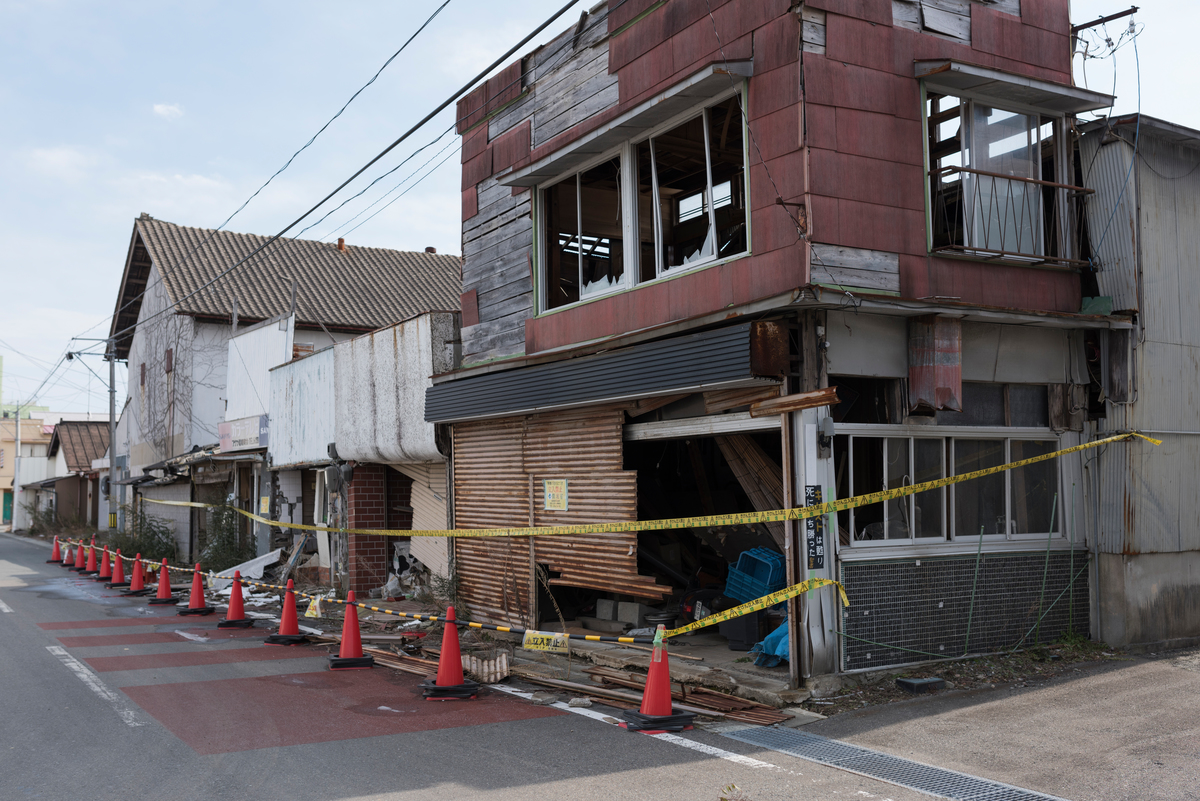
[660, 577, 850, 639]
[141, 431, 1159, 539]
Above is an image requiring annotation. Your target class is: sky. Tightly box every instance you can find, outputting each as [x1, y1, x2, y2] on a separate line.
[0, 0, 1195, 413]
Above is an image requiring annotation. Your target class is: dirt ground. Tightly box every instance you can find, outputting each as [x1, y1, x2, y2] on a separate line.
[800, 635, 1124, 717]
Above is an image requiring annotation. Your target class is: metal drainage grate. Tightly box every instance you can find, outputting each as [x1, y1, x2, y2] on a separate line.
[721, 727, 1069, 801]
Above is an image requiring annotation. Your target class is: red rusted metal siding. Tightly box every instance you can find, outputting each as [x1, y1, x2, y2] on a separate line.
[908, 314, 962, 413]
[525, 246, 804, 354]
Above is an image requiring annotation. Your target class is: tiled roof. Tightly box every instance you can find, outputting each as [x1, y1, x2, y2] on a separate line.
[48, 421, 111, 473]
[110, 215, 462, 357]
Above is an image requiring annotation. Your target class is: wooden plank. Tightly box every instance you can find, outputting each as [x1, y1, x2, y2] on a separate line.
[892, 0, 921, 31]
[629, 393, 691, 416]
[814, 266, 901, 294]
[715, 435, 786, 547]
[810, 244, 900, 274]
[704, 385, 781, 414]
[920, 3, 971, 42]
[748, 386, 839, 418]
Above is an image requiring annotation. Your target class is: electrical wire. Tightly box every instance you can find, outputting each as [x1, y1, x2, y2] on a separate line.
[105, 0, 584, 348]
[61, 0, 461, 350]
[339, 141, 463, 239]
[320, 128, 459, 240]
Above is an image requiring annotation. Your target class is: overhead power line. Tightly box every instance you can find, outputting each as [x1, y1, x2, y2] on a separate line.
[107, 0, 584, 346]
[68, 0, 458, 349]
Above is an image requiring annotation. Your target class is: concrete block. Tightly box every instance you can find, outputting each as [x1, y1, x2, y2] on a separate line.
[595, 598, 617, 620]
[617, 602, 655, 627]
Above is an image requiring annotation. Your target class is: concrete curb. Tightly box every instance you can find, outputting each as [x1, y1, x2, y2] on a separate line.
[0, 530, 54, 549]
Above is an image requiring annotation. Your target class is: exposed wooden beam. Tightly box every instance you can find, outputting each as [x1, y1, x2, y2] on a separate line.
[748, 386, 838, 418]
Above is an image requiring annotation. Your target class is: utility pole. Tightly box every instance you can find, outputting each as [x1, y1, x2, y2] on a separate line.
[12, 398, 20, 532]
[108, 343, 117, 531]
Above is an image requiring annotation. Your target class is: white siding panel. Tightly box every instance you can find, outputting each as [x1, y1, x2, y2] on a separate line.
[396, 461, 449, 577]
[227, 316, 294, 421]
[334, 313, 457, 464]
[825, 312, 907, 378]
[269, 348, 335, 468]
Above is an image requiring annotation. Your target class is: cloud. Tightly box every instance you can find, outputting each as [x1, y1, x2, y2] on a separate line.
[26, 147, 91, 181]
[153, 103, 184, 120]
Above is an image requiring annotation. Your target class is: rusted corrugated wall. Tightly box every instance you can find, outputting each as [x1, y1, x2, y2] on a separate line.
[907, 315, 962, 412]
[452, 405, 669, 626]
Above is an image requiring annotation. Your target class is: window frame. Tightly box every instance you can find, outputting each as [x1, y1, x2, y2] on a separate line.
[920, 81, 1078, 268]
[835, 424, 1063, 550]
[534, 84, 751, 315]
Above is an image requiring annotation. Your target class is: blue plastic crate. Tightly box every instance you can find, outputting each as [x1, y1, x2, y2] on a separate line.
[723, 548, 786, 603]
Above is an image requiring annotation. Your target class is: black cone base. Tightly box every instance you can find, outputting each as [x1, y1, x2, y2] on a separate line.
[68, 567, 87, 572]
[264, 633, 308, 646]
[148, 597, 178, 605]
[79, 570, 99, 576]
[619, 710, 696, 732]
[329, 655, 375, 670]
[93, 575, 112, 582]
[46, 559, 60, 563]
[421, 678, 480, 700]
[121, 588, 154, 596]
[177, 606, 216, 616]
[218, 618, 255, 629]
[106, 581, 131, 589]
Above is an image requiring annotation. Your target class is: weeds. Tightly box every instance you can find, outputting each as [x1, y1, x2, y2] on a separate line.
[110, 503, 178, 564]
[199, 505, 257, 572]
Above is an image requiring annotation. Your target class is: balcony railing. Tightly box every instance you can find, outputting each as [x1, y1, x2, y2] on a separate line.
[929, 166, 1092, 269]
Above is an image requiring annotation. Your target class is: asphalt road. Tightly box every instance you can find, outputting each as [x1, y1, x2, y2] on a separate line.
[0, 534, 930, 801]
[7, 532, 1194, 801]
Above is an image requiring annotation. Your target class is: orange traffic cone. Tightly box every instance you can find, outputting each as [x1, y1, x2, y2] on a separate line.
[81, 539, 99, 575]
[70, 541, 87, 571]
[421, 606, 478, 700]
[61, 543, 74, 567]
[93, 548, 112, 581]
[329, 591, 374, 670]
[177, 564, 215, 616]
[148, 559, 177, 605]
[264, 580, 308, 646]
[218, 570, 254, 629]
[122, 554, 152, 596]
[106, 549, 129, 588]
[620, 626, 695, 732]
[47, 537, 61, 563]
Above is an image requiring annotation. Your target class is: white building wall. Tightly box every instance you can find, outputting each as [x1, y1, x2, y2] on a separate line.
[334, 312, 458, 463]
[226, 315, 294, 421]
[269, 348, 335, 468]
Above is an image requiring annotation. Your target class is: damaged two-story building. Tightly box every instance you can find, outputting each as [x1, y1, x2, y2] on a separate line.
[426, 0, 1191, 682]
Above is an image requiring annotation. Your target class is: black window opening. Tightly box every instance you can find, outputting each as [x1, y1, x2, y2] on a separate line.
[542, 94, 748, 312]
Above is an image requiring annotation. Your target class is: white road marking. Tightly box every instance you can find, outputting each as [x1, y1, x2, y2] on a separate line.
[0, 598, 13, 613]
[45, 646, 146, 727]
[490, 684, 784, 771]
[649, 732, 780, 769]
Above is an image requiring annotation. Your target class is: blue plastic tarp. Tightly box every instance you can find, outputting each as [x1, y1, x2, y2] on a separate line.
[748, 619, 789, 667]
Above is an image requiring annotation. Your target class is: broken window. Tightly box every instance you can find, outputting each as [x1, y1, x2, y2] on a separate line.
[543, 157, 624, 309]
[926, 92, 1081, 267]
[835, 432, 1059, 545]
[541, 93, 747, 311]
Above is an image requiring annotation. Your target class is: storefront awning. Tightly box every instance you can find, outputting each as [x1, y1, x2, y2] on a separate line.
[425, 321, 785, 424]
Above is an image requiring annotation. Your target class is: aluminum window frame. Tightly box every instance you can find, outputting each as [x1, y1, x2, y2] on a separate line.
[920, 82, 1077, 267]
[835, 424, 1063, 549]
[534, 84, 750, 315]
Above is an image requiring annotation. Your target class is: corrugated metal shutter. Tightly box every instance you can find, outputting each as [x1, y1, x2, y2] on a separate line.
[396, 462, 450, 577]
[427, 322, 785, 423]
[452, 405, 669, 626]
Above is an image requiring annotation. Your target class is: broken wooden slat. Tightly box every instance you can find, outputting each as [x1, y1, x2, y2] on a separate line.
[703, 385, 781, 414]
[748, 386, 839, 418]
[715, 434, 786, 547]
